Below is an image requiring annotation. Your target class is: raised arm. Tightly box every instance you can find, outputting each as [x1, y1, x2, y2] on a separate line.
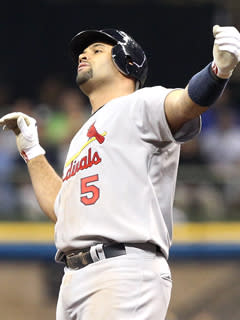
[165, 25, 240, 133]
[0, 112, 62, 222]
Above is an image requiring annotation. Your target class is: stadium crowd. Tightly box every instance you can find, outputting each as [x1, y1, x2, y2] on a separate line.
[0, 76, 90, 220]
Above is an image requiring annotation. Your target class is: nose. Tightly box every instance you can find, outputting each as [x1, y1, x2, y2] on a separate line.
[78, 52, 88, 63]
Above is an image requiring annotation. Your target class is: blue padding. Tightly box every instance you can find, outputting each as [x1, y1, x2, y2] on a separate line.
[1, 243, 240, 261]
[0, 243, 57, 261]
[169, 243, 240, 260]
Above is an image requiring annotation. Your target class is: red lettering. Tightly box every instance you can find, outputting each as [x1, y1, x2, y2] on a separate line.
[87, 148, 93, 168]
[92, 151, 101, 164]
[64, 162, 73, 181]
[80, 156, 88, 169]
[71, 161, 77, 177]
[62, 148, 102, 181]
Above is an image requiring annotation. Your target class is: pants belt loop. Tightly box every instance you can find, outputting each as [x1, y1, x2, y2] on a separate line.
[95, 243, 106, 260]
[90, 245, 99, 262]
[90, 244, 106, 262]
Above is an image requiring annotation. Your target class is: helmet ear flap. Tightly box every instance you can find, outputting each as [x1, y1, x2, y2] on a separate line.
[111, 44, 129, 76]
[112, 43, 147, 88]
[112, 44, 137, 76]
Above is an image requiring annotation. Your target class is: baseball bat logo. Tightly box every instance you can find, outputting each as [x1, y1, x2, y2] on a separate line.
[64, 121, 107, 168]
[87, 122, 105, 144]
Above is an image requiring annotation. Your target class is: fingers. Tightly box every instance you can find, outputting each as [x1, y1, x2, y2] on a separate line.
[0, 112, 23, 124]
[0, 112, 32, 135]
[0, 112, 31, 125]
[0, 114, 20, 135]
[0, 112, 31, 126]
[213, 25, 220, 37]
[216, 45, 239, 58]
[214, 25, 240, 36]
[213, 25, 240, 43]
[17, 116, 29, 133]
[213, 25, 240, 63]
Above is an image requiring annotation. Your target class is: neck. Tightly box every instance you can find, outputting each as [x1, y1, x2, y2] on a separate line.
[80, 79, 136, 113]
[90, 87, 135, 113]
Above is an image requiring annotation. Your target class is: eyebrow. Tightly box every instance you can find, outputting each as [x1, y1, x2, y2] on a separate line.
[82, 43, 106, 54]
[91, 43, 106, 48]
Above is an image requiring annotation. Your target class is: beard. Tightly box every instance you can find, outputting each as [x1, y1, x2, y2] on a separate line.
[76, 68, 93, 86]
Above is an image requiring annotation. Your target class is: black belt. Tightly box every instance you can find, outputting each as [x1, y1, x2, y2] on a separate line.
[62, 243, 161, 270]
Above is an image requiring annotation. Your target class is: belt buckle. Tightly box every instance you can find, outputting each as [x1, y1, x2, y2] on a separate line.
[66, 251, 89, 270]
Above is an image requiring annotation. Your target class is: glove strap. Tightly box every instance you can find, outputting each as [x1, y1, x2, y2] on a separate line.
[20, 145, 46, 163]
[211, 61, 233, 79]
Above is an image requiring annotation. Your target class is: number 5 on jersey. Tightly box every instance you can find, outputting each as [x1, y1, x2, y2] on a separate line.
[80, 174, 100, 205]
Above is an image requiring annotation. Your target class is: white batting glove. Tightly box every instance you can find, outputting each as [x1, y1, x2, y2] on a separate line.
[0, 112, 45, 162]
[212, 25, 240, 79]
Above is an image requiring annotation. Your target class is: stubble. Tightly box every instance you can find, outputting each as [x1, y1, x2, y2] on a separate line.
[76, 68, 93, 86]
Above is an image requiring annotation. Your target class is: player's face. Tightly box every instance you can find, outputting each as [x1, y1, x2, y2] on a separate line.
[76, 42, 119, 89]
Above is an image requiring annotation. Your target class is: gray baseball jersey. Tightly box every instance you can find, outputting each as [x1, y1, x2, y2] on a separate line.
[54, 86, 201, 260]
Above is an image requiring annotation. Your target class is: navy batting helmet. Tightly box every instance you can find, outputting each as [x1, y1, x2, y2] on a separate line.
[70, 29, 148, 88]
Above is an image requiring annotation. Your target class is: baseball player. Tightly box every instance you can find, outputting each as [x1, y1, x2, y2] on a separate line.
[0, 25, 240, 320]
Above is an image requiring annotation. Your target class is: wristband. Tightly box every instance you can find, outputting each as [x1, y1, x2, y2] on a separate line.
[20, 145, 46, 163]
[188, 62, 229, 106]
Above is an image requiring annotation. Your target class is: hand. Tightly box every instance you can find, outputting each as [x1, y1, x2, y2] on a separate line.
[0, 112, 45, 162]
[212, 25, 240, 79]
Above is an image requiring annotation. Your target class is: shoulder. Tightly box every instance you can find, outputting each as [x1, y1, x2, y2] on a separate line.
[133, 85, 171, 96]
[127, 86, 176, 109]
[129, 86, 175, 105]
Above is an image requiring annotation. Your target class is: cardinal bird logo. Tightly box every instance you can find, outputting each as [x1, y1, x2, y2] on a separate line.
[64, 121, 107, 168]
[87, 122, 105, 144]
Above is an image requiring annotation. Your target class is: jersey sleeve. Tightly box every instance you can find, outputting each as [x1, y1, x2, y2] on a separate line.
[131, 86, 201, 144]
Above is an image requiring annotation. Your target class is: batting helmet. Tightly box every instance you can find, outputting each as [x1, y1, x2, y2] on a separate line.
[70, 29, 148, 88]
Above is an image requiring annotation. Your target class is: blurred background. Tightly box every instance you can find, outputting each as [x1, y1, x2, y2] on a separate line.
[0, 0, 240, 319]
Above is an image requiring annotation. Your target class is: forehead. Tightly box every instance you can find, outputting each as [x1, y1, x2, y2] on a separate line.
[82, 42, 113, 52]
